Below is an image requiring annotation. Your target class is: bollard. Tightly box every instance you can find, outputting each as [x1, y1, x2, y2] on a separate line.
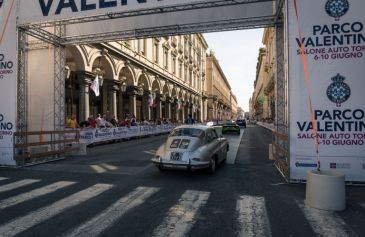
[305, 170, 345, 211]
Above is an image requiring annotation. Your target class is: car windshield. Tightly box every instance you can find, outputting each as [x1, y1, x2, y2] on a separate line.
[169, 128, 204, 138]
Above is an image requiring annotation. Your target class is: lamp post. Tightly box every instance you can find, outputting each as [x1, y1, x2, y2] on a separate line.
[137, 83, 144, 96]
[65, 65, 73, 117]
[120, 76, 127, 93]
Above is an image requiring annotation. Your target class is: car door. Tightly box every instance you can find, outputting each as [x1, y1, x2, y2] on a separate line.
[205, 129, 220, 160]
[213, 129, 227, 162]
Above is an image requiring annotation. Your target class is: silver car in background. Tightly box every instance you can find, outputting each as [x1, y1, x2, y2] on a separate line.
[151, 125, 229, 173]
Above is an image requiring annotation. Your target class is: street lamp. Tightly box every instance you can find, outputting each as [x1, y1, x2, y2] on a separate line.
[93, 48, 108, 86]
[64, 65, 70, 80]
[137, 83, 144, 96]
[160, 92, 167, 102]
[120, 76, 127, 92]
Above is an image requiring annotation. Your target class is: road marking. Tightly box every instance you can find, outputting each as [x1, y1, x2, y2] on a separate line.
[0, 183, 113, 237]
[236, 195, 272, 237]
[64, 186, 159, 237]
[0, 181, 75, 210]
[0, 177, 8, 181]
[153, 190, 210, 237]
[297, 201, 354, 237]
[0, 179, 40, 193]
[100, 163, 118, 171]
[90, 165, 107, 173]
[226, 131, 244, 164]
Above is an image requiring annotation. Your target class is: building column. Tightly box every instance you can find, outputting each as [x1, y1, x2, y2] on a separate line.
[166, 98, 172, 119]
[156, 100, 162, 120]
[142, 94, 147, 120]
[203, 98, 208, 122]
[102, 83, 108, 115]
[78, 76, 91, 121]
[108, 84, 118, 119]
[187, 102, 191, 116]
[181, 102, 185, 122]
[129, 94, 137, 118]
[118, 91, 124, 120]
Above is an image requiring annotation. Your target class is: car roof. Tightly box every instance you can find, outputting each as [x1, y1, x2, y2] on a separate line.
[173, 125, 211, 131]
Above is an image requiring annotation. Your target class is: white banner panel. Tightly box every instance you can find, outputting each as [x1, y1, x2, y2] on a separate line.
[288, 0, 365, 182]
[0, 0, 17, 165]
[65, 2, 273, 40]
[17, 0, 273, 25]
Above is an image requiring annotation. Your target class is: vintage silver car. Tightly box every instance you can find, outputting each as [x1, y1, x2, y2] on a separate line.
[151, 125, 229, 173]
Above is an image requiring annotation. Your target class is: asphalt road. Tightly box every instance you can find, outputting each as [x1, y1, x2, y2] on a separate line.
[0, 125, 364, 237]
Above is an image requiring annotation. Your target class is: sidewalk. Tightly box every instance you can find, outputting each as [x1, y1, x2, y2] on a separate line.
[256, 121, 275, 132]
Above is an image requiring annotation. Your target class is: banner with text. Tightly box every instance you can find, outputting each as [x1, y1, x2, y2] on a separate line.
[0, 0, 17, 165]
[288, 0, 365, 182]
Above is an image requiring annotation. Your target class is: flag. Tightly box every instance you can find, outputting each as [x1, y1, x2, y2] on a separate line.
[148, 94, 154, 107]
[177, 99, 182, 110]
[90, 75, 100, 96]
[148, 93, 157, 107]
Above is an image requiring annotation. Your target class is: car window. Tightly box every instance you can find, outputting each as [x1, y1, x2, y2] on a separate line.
[212, 130, 218, 139]
[223, 120, 236, 125]
[169, 128, 204, 138]
[206, 129, 217, 142]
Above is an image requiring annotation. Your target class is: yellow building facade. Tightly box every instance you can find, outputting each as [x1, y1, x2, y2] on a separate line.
[251, 28, 276, 122]
[205, 53, 237, 121]
[64, 34, 209, 124]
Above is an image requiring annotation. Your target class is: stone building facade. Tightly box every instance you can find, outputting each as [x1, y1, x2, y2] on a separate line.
[205, 53, 237, 121]
[251, 28, 276, 122]
[64, 34, 209, 124]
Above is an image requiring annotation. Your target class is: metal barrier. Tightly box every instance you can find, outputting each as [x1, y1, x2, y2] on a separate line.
[271, 130, 289, 182]
[13, 130, 80, 166]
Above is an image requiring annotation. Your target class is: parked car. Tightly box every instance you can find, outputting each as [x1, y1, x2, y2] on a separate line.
[151, 125, 229, 173]
[222, 121, 241, 135]
[236, 119, 247, 128]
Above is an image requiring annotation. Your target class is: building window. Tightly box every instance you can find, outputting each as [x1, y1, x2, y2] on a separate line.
[189, 70, 193, 86]
[163, 49, 169, 70]
[172, 56, 176, 75]
[184, 66, 188, 82]
[138, 39, 146, 56]
[179, 60, 183, 79]
[153, 42, 159, 63]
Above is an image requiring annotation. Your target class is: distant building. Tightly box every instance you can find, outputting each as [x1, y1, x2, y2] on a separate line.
[205, 52, 237, 121]
[251, 28, 276, 122]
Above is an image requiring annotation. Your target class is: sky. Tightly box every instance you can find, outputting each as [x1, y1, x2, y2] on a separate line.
[203, 29, 264, 113]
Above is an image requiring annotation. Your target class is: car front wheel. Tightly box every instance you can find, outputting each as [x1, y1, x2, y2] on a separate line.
[209, 157, 217, 174]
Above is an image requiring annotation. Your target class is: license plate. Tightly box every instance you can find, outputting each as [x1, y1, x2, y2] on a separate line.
[170, 152, 182, 161]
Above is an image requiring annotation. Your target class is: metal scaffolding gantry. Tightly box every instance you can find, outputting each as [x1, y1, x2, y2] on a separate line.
[16, 0, 286, 133]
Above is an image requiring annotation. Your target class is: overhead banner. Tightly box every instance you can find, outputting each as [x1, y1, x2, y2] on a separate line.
[288, 0, 365, 182]
[17, 0, 274, 25]
[0, 0, 17, 165]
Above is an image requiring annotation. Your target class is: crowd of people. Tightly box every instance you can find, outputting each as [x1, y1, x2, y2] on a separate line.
[66, 114, 183, 129]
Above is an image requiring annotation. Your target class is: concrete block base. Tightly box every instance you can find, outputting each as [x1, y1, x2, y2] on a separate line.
[305, 170, 345, 211]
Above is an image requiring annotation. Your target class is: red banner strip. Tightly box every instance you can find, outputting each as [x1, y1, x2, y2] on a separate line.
[293, 0, 320, 170]
[0, 0, 16, 44]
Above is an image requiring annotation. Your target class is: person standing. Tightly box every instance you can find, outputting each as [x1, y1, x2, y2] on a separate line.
[67, 115, 79, 129]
